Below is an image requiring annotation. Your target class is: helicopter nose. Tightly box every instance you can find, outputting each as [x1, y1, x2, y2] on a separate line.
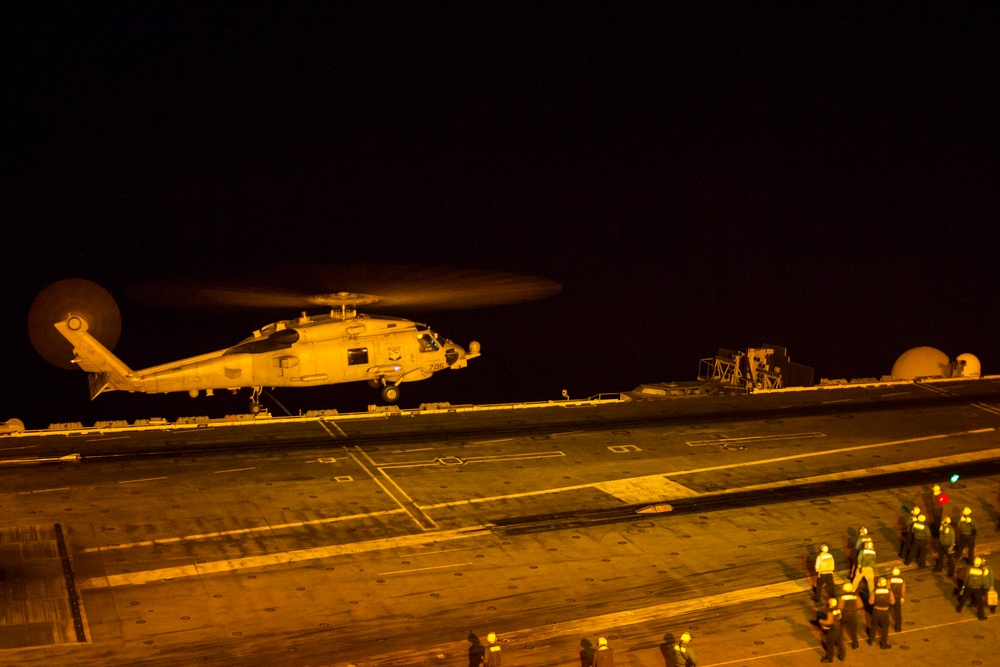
[446, 340, 480, 369]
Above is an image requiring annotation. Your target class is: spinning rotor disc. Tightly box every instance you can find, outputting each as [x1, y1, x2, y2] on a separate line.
[28, 278, 122, 369]
[131, 265, 562, 312]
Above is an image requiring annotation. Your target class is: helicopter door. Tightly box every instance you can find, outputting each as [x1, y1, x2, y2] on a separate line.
[342, 343, 371, 382]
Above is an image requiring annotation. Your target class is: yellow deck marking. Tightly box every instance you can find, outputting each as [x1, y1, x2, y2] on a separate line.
[80, 525, 492, 588]
[84, 508, 405, 552]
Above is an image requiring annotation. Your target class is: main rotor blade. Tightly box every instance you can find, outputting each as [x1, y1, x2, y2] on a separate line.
[131, 265, 561, 311]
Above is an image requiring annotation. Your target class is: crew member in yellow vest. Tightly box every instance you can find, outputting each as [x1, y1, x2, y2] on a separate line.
[905, 514, 930, 567]
[849, 526, 868, 579]
[957, 557, 987, 620]
[934, 516, 957, 576]
[957, 507, 978, 563]
[852, 540, 876, 596]
[673, 632, 697, 666]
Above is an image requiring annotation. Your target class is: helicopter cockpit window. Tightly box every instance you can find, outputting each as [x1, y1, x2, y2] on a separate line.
[417, 332, 440, 353]
[347, 347, 369, 366]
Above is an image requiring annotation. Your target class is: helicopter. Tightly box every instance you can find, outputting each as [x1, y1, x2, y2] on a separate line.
[29, 268, 559, 413]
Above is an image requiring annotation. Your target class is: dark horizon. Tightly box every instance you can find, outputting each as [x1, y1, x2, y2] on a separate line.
[4, 4, 999, 429]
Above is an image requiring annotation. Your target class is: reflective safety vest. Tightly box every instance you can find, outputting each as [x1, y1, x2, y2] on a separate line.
[959, 516, 977, 536]
[816, 552, 835, 574]
[911, 521, 929, 540]
[965, 566, 985, 588]
[839, 593, 861, 614]
[484, 644, 502, 667]
[873, 587, 893, 610]
[673, 644, 696, 665]
[820, 608, 842, 630]
[889, 576, 905, 600]
[939, 525, 955, 547]
[858, 548, 876, 568]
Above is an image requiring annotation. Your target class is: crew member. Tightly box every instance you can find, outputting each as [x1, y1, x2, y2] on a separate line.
[984, 558, 997, 615]
[819, 597, 844, 663]
[815, 544, 836, 603]
[839, 582, 862, 649]
[888, 567, 906, 631]
[957, 507, 978, 563]
[958, 557, 987, 620]
[900, 507, 920, 560]
[905, 514, 930, 568]
[673, 632, 697, 666]
[579, 638, 595, 667]
[849, 527, 868, 578]
[934, 516, 957, 576]
[852, 540, 876, 597]
[468, 633, 486, 667]
[594, 636, 614, 667]
[868, 577, 895, 648]
[929, 484, 946, 532]
[484, 632, 502, 667]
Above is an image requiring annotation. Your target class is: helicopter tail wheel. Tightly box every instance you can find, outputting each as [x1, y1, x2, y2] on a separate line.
[380, 384, 400, 403]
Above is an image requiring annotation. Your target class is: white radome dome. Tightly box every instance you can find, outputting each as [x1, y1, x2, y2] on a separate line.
[891, 346, 950, 380]
[954, 353, 981, 378]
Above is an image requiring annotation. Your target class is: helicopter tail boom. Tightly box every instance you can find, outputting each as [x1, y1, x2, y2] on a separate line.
[54, 314, 137, 398]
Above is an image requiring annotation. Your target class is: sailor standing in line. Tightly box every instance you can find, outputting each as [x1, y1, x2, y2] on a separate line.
[900, 506, 920, 560]
[957, 557, 987, 620]
[593, 637, 615, 667]
[852, 540, 876, 597]
[819, 597, 845, 663]
[905, 514, 930, 568]
[838, 582, 863, 649]
[868, 577, 895, 649]
[934, 516, 957, 576]
[929, 484, 946, 533]
[888, 567, 906, 632]
[957, 507, 978, 563]
[849, 527, 867, 579]
[815, 544, 837, 603]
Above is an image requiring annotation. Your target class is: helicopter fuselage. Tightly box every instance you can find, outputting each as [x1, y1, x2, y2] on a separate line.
[54, 311, 480, 405]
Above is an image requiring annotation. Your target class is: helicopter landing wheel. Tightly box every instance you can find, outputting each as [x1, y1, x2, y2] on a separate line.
[381, 384, 400, 403]
[368, 379, 381, 389]
[249, 386, 264, 414]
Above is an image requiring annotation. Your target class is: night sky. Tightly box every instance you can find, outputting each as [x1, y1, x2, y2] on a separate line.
[3, 3, 999, 429]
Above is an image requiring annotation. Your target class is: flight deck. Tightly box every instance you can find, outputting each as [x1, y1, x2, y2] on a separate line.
[3, 376, 1000, 666]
